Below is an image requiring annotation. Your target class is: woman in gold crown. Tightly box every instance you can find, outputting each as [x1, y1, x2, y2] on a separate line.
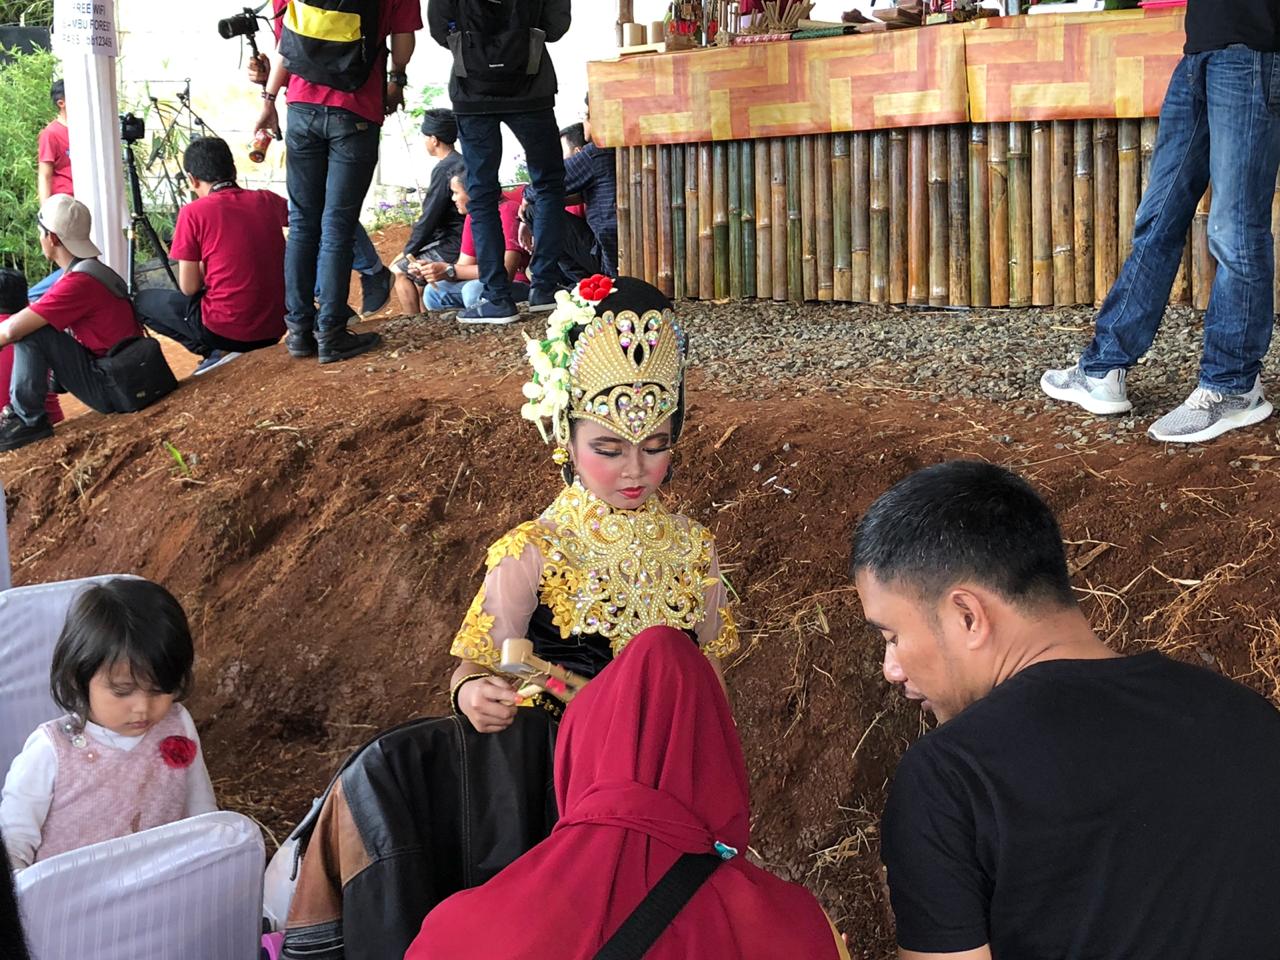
[450, 275, 739, 732]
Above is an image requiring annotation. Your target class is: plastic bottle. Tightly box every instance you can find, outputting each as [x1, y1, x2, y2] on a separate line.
[249, 129, 273, 164]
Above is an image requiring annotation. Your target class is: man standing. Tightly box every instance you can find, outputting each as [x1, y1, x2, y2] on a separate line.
[134, 138, 289, 375]
[390, 109, 467, 316]
[851, 460, 1280, 959]
[1041, 0, 1280, 443]
[254, 0, 420, 365]
[427, 0, 571, 324]
[0, 197, 146, 451]
[36, 80, 73, 204]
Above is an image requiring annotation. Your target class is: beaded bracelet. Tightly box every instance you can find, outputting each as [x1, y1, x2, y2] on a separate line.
[450, 673, 490, 716]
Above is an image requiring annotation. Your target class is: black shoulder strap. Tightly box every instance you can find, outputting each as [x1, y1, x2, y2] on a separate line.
[592, 853, 723, 960]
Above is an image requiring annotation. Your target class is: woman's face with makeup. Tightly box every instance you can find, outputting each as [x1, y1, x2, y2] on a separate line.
[569, 419, 673, 509]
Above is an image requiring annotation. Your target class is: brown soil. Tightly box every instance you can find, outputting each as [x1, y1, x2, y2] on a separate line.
[5, 226, 1279, 958]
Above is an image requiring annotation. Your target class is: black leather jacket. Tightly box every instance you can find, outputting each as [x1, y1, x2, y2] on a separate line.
[282, 710, 558, 960]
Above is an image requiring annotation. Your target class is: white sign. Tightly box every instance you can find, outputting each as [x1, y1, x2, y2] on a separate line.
[54, 0, 118, 57]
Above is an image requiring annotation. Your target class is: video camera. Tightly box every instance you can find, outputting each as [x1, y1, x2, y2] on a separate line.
[120, 112, 145, 144]
[218, 7, 264, 59]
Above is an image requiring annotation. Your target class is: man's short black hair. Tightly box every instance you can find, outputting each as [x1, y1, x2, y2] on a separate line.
[560, 122, 586, 151]
[50, 79, 64, 106]
[850, 460, 1076, 610]
[0, 268, 28, 315]
[50, 578, 194, 719]
[183, 136, 237, 185]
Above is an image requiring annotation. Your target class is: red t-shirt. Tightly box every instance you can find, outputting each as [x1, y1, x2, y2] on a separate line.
[37, 120, 74, 197]
[169, 187, 289, 343]
[273, 0, 422, 125]
[31, 271, 141, 358]
[459, 187, 531, 283]
[0, 328, 63, 423]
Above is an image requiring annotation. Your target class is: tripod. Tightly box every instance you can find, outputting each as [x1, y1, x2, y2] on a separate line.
[124, 141, 178, 295]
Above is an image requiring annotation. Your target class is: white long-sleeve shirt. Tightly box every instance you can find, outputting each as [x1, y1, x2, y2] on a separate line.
[0, 703, 217, 871]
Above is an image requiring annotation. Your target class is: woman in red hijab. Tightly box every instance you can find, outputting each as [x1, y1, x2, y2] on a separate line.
[405, 625, 847, 960]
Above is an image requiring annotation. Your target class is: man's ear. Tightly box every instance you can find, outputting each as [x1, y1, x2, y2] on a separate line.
[946, 588, 993, 652]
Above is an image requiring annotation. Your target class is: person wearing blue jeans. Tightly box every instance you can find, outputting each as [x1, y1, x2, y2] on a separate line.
[253, 0, 419, 364]
[428, 0, 573, 325]
[425, 278, 529, 311]
[1042, 0, 1280, 444]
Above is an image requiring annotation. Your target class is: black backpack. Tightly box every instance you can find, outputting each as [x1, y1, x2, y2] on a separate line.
[278, 0, 381, 93]
[448, 0, 547, 97]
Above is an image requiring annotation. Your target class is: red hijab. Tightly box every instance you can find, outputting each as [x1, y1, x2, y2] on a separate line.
[406, 626, 840, 960]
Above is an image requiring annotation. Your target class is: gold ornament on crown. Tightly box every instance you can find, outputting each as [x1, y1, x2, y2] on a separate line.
[521, 277, 685, 446]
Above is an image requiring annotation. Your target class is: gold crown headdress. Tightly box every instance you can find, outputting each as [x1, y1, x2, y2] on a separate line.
[521, 276, 686, 445]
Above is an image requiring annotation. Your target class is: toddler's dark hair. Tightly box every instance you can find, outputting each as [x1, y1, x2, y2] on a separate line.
[50, 578, 194, 719]
[0, 268, 28, 315]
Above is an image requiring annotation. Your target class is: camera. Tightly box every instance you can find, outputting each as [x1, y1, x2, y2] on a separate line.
[217, 9, 258, 40]
[120, 112, 145, 144]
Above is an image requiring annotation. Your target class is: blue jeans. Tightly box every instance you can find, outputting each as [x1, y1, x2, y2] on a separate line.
[351, 224, 381, 276]
[424, 279, 529, 310]
[10, 326, 115, 424]
[285, 104, 380, 335]
[1081, 47, 1280, 393]
[456, 109, 566, 305]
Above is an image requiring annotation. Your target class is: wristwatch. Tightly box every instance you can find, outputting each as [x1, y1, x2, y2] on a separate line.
[387, 70, 408, 87]
[445, 263, 457, 280]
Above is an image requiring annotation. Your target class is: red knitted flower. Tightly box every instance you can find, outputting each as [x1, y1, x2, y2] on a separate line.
[159, 735, 197, 769]
[578, 275, 614, 303]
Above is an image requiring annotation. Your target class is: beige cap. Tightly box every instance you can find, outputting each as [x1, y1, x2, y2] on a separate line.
[38, 194, 101, 260]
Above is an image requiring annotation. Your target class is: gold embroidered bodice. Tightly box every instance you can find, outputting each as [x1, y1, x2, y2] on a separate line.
[452, 483, 738, 673]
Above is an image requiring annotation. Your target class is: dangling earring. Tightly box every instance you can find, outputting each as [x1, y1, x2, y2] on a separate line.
[553, 446, 574, 487]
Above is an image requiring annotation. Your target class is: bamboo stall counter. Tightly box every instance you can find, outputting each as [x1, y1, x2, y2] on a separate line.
[589, 8, 1280, 310]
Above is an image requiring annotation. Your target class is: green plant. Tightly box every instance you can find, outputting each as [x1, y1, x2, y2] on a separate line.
[0, 46, 56, 280]
[0, 1, 53, 26]
[367, 196, 419, 231]
[407, 82, 449, 121]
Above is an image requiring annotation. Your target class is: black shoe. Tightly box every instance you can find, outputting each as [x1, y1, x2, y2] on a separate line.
[528, 288, 562, 313]
[360, 266, 393, 315]
[318, 328, 382, 365]
[285, 330, 318, 358]
[0, 406, 53, 452]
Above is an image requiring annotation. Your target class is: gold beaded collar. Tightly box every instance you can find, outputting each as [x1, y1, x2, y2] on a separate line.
[538, 482, 712, 645]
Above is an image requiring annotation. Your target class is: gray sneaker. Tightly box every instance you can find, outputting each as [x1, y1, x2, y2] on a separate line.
[1040, 364, 1132, 415]
[1147, 378, 1273, 444]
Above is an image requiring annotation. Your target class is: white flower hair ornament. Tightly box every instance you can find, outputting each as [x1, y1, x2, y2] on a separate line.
[520, 275, 618, 444]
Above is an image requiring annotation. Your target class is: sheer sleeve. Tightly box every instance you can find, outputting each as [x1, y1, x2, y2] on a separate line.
[696, 539, 740, 660]
[450, 523, 545, 668]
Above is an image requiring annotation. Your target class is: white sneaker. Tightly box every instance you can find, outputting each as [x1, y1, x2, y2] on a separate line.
[1040, 364, 1132, 415]
[1147, 377, 1273, 443]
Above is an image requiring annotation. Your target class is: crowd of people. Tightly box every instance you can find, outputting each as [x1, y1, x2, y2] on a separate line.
[1, 0, 1280, 956]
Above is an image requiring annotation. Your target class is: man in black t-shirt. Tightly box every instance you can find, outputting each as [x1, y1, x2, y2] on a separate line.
[1042, 0, 1280, 444]
[852, 461, 1280, 959]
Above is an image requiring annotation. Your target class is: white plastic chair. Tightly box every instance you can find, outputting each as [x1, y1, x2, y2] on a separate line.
[0, 478, 10, 591]
[16, 811, 265, 960]
[0, 574, 140, 777]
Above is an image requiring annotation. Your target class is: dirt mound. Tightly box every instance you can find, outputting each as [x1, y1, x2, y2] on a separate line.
[4, 296, 1279, 957]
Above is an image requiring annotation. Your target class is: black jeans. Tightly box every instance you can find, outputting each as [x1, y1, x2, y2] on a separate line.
[134, 289, 280, 357]
[285, 104, 381, 335]
[456, 109, 566, 304]
[560, 214, 606, 283]
[9, 325, 115, 425]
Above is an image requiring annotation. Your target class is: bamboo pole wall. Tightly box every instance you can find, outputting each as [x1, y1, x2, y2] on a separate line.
[616, 121, 1278, 309]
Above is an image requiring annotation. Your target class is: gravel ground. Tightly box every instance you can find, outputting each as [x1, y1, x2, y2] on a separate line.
[678, 300, 1280, 447]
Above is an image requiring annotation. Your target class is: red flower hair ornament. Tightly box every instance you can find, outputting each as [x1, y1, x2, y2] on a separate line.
[159, 735, 198, 769]
[577, 274, 614, 303]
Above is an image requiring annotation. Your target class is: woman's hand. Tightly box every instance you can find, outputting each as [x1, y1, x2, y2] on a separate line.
[458, 676, 519, 733]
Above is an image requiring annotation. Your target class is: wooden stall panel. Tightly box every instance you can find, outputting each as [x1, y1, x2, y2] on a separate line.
[965, 9, 1183, 124]
[588, 26, 968, 148]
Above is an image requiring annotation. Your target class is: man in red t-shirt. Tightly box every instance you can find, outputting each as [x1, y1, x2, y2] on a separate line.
[0, 196, 142, 452]
[418, 179, 530, 317]
[134, 137, 288, 376]
[36, 80, 73, 204]
[252, 0, 420, 365]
